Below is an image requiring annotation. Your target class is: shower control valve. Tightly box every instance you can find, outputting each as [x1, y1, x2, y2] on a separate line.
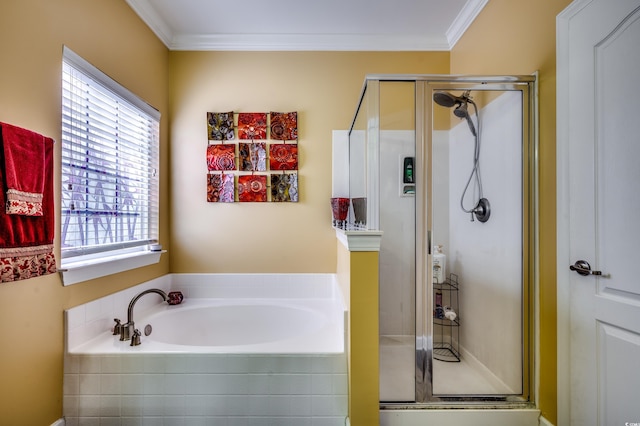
[471, 198, 491, 223]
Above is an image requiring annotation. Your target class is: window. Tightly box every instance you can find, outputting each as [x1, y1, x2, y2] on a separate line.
[60, 47, 160, 284]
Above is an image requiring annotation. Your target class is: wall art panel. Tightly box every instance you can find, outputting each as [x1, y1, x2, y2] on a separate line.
[239, 142, 267, 172]
[207, 112, 235, 141]
[269, 143, 298, 170]
[270, 112, 297, 140]
[271, 173, 298, 202]
[206, 144, 236, 171]
[207, 173, 235, 203]
[238, 112, 267, 140]
[237, 175, 267, 202]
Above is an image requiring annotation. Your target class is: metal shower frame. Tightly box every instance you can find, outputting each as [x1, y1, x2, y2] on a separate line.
[348, 73, 538, 406]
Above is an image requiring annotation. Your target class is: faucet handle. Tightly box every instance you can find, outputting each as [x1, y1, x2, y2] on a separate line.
[112, 318, 122, 335]
[130, 329, 142, 346]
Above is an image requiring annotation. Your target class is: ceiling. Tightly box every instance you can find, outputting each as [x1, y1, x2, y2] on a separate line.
[125, 0, 488, 51]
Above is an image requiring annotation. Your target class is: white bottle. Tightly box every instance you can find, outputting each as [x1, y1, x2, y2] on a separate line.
[432, 245, 446, 284]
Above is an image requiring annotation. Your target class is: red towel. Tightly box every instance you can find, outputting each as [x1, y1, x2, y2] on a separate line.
[0, 122, 46, 216]
[0, 124, 56, 283]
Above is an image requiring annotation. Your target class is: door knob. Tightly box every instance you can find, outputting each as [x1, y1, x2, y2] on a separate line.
[570, 260, 602, 276]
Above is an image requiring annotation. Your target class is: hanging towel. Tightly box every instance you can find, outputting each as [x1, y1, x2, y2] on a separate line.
[0, 125, 56, 283]
[0, 122, 46, 216]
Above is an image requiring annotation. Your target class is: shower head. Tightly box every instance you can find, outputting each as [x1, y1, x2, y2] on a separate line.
[433, 90, 477, 136]
[453, 102, 469, 119]
[433, 91, 466, 108]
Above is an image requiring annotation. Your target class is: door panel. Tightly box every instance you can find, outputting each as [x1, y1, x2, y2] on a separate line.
[598, 323, 640, 425]
[558, 1, 640, 424]
[596, 10, 640, 297]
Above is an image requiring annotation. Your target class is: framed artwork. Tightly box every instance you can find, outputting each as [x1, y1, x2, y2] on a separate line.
[237, 175, 267, 202]
[238, 112, 267, 140]
[207, 112, 235, 141]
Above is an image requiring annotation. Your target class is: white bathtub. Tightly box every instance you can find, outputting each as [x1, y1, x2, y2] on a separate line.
[67, 273, 345, 354]
[70, 296, 343, 354]
[64, 273, 348, 425]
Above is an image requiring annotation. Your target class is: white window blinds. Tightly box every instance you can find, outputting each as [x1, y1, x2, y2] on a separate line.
[61, 47, 160, 260]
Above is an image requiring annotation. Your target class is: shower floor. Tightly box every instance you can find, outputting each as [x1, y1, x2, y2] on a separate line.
[380, 334, 513, 400]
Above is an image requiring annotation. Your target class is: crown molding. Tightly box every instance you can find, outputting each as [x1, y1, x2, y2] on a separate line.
[127, 0, 486, 51]
[125, 0, 174, 47]
[446, 0, 489, 49]
[169, 33, 451, 51]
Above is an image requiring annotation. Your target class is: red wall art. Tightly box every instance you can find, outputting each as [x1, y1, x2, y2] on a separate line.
[238, 112, 267, 140]
[270, 112, 297, 140]
[206, 144, 236, 171]
[269, 143, 298, 170]
[237, 175, 267, 202]
[204, 110, 301, 203]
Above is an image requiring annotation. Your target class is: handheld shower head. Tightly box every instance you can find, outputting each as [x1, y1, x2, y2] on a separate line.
[433, 90, 477, 136]
[453, 102, 469, 118]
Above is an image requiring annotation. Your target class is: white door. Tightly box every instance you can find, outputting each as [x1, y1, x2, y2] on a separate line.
[557, 1, 640, 425]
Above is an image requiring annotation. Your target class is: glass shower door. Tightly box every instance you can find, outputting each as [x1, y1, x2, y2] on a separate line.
[426, 81, 534, 400]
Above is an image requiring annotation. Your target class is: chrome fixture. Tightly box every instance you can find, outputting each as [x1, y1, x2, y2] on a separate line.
[570, 260, 603, 276]
[118, 289, 168, 344]
[112, 318, 122, 335]
[433, 90, 490, 223]
[433, 90, 477, 136]
[131, 328, 142, 346]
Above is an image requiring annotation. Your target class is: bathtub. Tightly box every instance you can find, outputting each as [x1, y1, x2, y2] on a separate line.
[69, 295, 344, 354]
[64, 273, 348, 424]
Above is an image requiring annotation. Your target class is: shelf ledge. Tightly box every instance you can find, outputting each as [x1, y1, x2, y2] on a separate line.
[334, 228, 383, 252]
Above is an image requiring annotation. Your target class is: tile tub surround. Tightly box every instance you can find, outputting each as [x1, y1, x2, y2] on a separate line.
[64, 273, 348, 424]
[63, 353, 348, 425]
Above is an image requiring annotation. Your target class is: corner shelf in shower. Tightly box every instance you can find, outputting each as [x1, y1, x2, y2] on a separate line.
[433, 273, 460, 363]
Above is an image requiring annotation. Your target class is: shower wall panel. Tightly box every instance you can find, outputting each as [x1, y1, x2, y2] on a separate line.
[379, 130, 415, 337]
[448, 91, 523, 393]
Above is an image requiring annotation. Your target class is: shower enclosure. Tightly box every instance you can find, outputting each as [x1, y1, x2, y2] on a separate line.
[346, 75, 537, 404]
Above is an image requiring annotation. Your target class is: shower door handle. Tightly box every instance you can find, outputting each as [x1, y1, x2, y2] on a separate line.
[569, 260, 602, 276]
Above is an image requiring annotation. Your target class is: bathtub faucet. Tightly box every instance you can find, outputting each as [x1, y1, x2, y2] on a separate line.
[119, 289, 168, 343]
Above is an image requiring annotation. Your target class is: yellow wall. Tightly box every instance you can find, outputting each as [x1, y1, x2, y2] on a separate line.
[168, 51, 448, 272]
[345, 249, 380, 425]
[0, 1, 169, 424]
[450, 0, 572, 422]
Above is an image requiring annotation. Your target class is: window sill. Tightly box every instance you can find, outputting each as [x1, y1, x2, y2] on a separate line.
[60, 250, 165, 286]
